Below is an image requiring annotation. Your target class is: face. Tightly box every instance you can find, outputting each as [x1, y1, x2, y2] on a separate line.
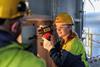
[55, 23, 72, 38]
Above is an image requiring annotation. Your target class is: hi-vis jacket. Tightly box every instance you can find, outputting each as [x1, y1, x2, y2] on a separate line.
[50, 32, 89, 67]
[0, 30, 46, 67]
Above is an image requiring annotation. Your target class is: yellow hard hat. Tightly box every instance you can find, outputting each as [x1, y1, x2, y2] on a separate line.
[54, 12, 74, 25]
[0, 0, 26, 19]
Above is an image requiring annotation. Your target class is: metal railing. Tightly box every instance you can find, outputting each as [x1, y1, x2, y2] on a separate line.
[82, 31, 100, 63]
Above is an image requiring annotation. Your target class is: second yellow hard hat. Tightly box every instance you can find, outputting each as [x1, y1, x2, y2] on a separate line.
[54, 12, 74, 25]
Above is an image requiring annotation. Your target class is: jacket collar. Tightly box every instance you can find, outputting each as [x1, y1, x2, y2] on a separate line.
[63, 32, 78, 44]
[0, 42, 21, 52]
[0, 30, 16, 48]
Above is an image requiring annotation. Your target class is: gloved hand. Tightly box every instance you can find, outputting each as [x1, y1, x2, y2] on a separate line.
[42, 37, 53, 51]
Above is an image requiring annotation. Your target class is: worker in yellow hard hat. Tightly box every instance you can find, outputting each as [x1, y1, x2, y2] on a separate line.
[42, 12, 89, 67]
[0, 0, 46, 67]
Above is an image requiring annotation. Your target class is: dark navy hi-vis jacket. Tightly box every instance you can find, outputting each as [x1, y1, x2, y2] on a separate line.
[50, 32, 89, 67]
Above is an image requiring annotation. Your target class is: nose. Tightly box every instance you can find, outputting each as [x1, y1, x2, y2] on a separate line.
[57, 28, 62, 33]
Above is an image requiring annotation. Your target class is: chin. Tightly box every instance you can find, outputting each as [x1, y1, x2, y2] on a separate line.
[58, 35, 62, 37]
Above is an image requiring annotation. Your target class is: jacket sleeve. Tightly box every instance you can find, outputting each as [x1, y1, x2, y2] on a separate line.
[50, 47, 82, 67]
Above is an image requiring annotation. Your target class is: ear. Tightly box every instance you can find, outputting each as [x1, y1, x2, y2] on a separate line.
[11, 22, 18, 33]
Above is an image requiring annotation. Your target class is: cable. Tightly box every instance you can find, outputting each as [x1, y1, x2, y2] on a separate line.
[88, 0, 95, 11]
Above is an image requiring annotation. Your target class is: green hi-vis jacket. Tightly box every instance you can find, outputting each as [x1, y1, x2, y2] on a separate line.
[0, 42, 46, 67]
[50, 32, 89, 67]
